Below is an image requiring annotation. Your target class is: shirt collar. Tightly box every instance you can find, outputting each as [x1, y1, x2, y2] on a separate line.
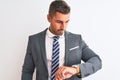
[46, 28, 64, 38]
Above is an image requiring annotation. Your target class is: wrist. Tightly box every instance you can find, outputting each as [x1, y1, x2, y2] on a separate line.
[72, 65, 80, 75]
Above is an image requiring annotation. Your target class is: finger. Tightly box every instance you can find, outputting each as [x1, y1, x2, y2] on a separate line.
[56, 66, 65, 79]
[55, 67, 63, 80]
[61, 68, 68, 79]
[59, 67, 65, 79]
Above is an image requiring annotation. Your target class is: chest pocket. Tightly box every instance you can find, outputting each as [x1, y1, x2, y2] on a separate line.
[67, 46, 82, 66]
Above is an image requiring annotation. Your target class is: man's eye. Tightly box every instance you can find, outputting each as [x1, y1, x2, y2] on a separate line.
[57, 21, 62, 23]
[66, 20, 69, 23]
[66, 21, 68, 23]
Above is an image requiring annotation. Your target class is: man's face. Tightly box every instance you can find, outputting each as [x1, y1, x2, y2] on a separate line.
[47, 12, 70, 35]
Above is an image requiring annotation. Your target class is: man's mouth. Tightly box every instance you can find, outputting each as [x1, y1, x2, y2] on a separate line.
[58, 29, 64, 31]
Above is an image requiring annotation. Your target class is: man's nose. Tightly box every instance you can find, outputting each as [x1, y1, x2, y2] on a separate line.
[61, 23, 66, 29]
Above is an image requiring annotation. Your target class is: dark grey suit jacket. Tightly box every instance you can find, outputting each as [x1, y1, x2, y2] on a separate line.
[22, 29, 102, 80]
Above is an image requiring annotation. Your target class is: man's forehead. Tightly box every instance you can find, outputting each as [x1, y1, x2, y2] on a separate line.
[53, 13, 70, 21]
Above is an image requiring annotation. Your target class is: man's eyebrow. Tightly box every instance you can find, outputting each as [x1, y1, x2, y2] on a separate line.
[66, 20, 70, 22]
[56, 19, 70, 22]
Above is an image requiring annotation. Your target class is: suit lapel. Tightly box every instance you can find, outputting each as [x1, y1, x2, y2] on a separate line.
[64, 31, 70, 66]
[39, 29, 48, 71]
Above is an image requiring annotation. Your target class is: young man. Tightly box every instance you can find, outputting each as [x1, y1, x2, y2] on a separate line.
[22, 0, 102, 80]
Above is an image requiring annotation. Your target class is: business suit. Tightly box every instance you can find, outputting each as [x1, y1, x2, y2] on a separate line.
[22, 28, 102, 80]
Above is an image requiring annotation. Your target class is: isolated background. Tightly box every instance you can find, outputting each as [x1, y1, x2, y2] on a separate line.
[0, 0, 120, 80]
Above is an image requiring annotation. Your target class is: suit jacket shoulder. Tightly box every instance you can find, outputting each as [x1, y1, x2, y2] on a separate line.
[65, 31, 83, 42]
[29, 28, 47, 39]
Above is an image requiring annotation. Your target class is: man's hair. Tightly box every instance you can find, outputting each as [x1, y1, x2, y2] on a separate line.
[48, 0, 70, 17]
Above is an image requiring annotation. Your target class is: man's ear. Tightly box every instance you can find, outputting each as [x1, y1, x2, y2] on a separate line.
[47, 14, 51, 22]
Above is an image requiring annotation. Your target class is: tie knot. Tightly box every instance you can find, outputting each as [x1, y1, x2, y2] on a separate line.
[53, 36, 59, 40]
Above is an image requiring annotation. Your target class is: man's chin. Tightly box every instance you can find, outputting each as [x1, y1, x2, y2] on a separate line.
[57, 31, 64, 36]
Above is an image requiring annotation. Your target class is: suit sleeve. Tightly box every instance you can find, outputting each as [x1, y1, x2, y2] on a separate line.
[21, 36, 35, 80]
[78, 37, 102, 78]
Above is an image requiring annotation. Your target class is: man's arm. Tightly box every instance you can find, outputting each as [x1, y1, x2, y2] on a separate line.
[22, 37, 35, 80]
[78, 40, 102, 78]
[55, 37, 102, 79]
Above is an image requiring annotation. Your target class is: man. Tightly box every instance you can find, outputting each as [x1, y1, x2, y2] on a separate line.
[22, 0, 102, 80]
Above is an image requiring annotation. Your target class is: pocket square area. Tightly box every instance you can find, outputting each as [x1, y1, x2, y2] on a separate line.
[69, 46, 79, 51]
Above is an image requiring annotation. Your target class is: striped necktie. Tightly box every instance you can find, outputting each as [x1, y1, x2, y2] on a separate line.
[51, 36, 60, 80]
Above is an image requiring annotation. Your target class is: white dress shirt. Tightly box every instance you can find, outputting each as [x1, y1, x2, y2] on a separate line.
[45, 29, 65, 80]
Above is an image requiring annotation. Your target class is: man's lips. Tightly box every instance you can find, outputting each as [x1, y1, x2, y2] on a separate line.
[58, 29, 64, 31]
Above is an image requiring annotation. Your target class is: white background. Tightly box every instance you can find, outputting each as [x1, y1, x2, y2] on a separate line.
[0, 0, 120, 80]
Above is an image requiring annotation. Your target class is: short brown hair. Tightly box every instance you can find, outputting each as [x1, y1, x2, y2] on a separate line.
[48, 0, 70, 17]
